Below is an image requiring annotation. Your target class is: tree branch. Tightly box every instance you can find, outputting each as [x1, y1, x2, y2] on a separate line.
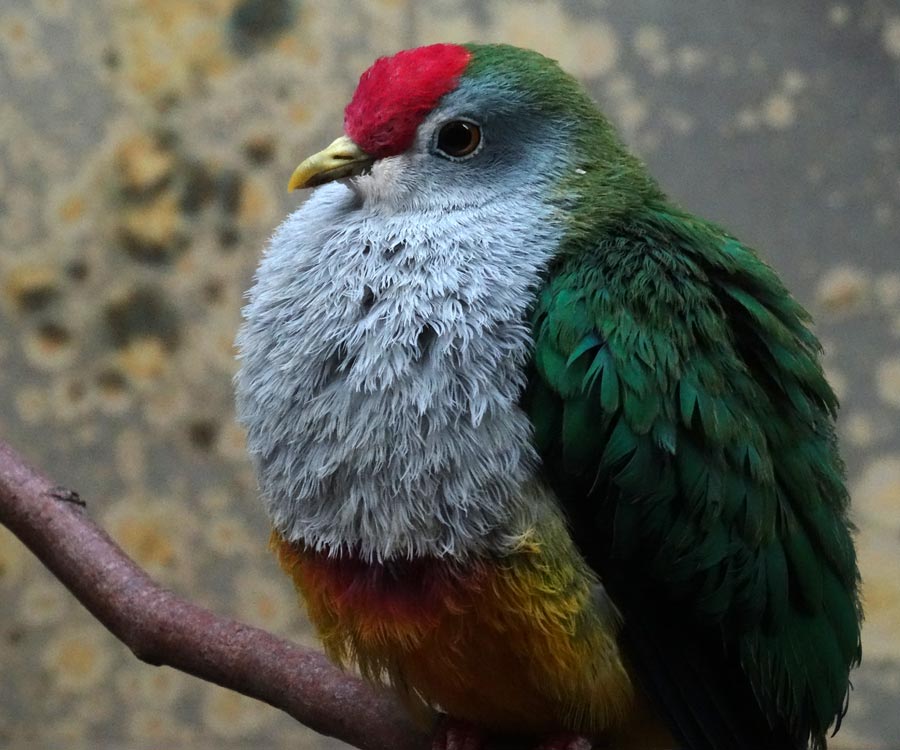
[0, 438, 429, 750]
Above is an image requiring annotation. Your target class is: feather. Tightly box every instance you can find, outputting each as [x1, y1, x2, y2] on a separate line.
[524, 207, 860, 750]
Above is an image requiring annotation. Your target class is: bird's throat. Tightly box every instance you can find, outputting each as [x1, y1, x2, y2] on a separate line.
[236, 182, 566, 560]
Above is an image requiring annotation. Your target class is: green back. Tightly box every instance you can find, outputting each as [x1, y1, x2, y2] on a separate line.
[525, 204, 862, 750]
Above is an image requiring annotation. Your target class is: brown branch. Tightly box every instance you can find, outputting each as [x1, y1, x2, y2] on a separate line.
[0, 438, 430, 750]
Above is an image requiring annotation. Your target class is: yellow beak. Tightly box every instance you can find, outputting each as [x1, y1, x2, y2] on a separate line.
[287, 135, 374, 191]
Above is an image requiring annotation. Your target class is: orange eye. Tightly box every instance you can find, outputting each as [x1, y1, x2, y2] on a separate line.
[436, 120, 482, 159]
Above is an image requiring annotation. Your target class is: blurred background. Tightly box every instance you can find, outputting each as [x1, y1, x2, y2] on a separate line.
[1, 1, 898, 748]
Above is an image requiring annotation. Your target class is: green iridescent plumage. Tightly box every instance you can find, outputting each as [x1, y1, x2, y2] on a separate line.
[462, 44, 861, 750]
[525, 203, 861, 749]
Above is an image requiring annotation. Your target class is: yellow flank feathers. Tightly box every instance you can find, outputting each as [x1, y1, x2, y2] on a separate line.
[274, 494, 671, 746]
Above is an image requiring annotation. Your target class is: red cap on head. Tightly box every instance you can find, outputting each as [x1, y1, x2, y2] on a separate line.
[344, 44, 472, 159]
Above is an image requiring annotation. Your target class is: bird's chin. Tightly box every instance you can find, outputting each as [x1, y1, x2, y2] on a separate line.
[345, 156, 410, 207]
[341, 170, 371, 193]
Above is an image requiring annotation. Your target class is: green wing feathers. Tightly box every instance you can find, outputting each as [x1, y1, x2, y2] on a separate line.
[525, 207, 862, 749]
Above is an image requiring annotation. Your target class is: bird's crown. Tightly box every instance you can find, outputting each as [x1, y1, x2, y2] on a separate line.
[344, 44, 472, 159]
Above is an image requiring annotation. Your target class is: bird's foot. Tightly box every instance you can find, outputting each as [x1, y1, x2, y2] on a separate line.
[431, 716, 487, 750]
[534, 733, 593, 750]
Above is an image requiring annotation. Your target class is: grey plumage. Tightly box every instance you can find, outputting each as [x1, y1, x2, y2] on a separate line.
[235, 83, 577, 560]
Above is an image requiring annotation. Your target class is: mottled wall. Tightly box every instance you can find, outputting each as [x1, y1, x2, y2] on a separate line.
[1, 1, 898, 748]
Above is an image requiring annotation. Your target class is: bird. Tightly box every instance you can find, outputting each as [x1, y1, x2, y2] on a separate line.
[234, 43, 862, 750]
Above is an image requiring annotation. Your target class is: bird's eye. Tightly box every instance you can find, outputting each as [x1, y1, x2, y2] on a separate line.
[435, 120, 482, 159]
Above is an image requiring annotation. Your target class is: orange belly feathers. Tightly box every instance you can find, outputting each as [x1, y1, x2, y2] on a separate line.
[273, 519, 658, 742]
